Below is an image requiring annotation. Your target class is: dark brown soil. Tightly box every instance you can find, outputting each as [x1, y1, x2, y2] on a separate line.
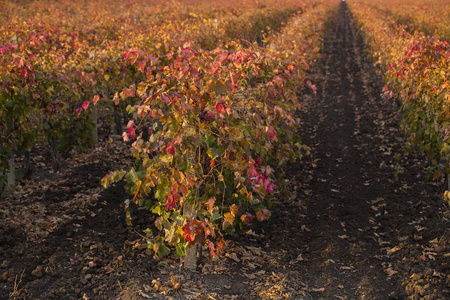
[1, 2, 449, 300]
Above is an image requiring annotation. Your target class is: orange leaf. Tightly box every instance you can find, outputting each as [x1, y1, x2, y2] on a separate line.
[93, 95, 100, 105]
[206, 197, 215, 213]
[223, 212, 234, 227]
[230, 204, 238, 216]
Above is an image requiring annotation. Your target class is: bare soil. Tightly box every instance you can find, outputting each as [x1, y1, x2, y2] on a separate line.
[1, 2, 449, 299]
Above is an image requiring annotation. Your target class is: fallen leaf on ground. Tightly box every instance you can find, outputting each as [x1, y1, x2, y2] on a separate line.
[387, 245, 402, 255]
[246, 246, 262, 256]
[384, 268, 398, 277]
[225, 253, 240, 262]
[301, 225, 311, 232]
[290, 253, 304, 264]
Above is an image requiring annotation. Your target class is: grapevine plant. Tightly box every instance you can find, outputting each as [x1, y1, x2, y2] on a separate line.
[101, 41, 306, 257]
[92, 0, 333, 258]
[350, 0, 450, 183]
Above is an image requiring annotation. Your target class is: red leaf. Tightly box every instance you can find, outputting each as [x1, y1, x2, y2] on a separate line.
[208, 241, 216, 257]
[240, 213, 256, 224]
[180, 184, 188, 196]
[127, 51, 138, 64]
[216, 103, 225, 114]
[14, 57, 24, 68]
[82, 101, 90, 111]
[166, 142, 175, 156]
[105, 268, 114, 275]
[162, 94, 171, 105]
[149, 55, 159, 66]
[76, 108, 81, 115]
[216, 51, 228, 63]
[122, 86, 136, 99]
[21, 69, 27, 78]
[184, 222, 194, 242]
[136, 60, 146, 72]
[267, 126, 278, 142]
[127, 127, 135, 139]
[257, 208, 270, 221]
[180, 65, 189, 77]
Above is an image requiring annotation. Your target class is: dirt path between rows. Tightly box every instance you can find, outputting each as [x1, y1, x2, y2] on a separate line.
[279, 2, 449, 299]
[1, 2, 449, 300]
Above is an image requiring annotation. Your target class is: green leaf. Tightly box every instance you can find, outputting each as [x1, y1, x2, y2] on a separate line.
[112, 170, 126, 182]
[176, 244, 186, 257]
[126, 105, 135, 114]
[147, 241, 154, 250]
[102, 175, 110, 188]
[143, 228, 153, 237]
[171, 211, 185, 225]
[211, 213, 222, 221]
[212, 82, 228, 95]
[155, 238, 170, 257]
[144, 200, 152, 210]
[207, 146, 224, 159]
[192, 135, 203, 146]
[184, 127, 196, 137]
[155, 189, 163, 201]
[205, 135, 216, 147]
[163, 219, 171, 230]
[179, 160, 190, 172]
[126, 168, 138, 183]
[152, 204, 164, 215]
[160, 154, 173, 165]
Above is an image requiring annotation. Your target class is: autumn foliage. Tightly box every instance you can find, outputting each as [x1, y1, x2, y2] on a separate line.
[101, 3, 336, 257]
[0, 0, 338, 257]
[349, 0, 450, 185]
